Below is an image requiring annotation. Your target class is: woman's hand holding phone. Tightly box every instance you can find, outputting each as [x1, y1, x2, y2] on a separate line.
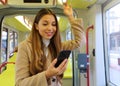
[55, 50, 71, 67]
[45, 58, 68, 79]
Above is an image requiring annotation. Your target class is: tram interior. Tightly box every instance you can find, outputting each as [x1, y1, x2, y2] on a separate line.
[1, 0, 120, 86]
[0, 0, 106, 86]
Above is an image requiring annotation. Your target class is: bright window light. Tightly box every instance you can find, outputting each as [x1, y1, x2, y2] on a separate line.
[58, 0, 67, 4]
[57, 16, 60, 21]
[15, 15, 60, 31]
[62, 0, 67, 3]
[58, 0, 62, 4]
[15, 15, 32, 31]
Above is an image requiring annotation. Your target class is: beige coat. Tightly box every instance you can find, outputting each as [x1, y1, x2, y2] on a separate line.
[15, 18, 85, 86]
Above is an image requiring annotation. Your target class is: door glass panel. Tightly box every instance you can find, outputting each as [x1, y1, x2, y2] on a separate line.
[1, 28, 8, 72]
[106, 3, 120, 86]
[9, 31, 14, 54]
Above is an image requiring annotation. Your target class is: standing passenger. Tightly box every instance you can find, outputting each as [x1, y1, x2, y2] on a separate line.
[15, 2, 85, 86]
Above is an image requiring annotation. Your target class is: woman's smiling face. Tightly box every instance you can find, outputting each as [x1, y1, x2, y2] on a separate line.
[35, 14, 57, 40]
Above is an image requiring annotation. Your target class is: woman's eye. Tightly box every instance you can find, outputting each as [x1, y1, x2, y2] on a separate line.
[43, 23, 48, 26]
[52, 23, 56, 26]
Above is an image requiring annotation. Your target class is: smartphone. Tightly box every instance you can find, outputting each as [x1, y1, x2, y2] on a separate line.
[55, 50, 71, 67]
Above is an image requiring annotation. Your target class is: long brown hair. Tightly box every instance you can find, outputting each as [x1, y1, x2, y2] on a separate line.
[29, 8, 62, 75]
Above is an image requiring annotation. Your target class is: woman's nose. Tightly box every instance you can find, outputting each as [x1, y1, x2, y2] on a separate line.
[47, 25, 53, 31]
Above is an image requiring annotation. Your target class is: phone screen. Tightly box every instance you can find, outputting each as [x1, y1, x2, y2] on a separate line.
[55, 50, 71, 67]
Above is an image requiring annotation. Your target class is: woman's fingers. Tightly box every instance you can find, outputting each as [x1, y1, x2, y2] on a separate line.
[56, 59, 68, 75]
[63, 2, 73, 17]
[58, 59, 67, 68]
[52, 58, 57, 66]
[45, 58, 68, 78]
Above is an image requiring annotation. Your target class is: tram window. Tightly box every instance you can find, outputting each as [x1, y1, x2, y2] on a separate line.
[105, 3, 120, 86]
[1, 28, 8, 63]
[0, 28, 8, 72]
[9, 31, 14, 54]
[66, 31, 71, 40]
[9, 31, 18, 57]
[118, 37, 120, 47]
[110, 38, 115, 50]
[9, 31, 18, 54]
[15, 32, 18, 47]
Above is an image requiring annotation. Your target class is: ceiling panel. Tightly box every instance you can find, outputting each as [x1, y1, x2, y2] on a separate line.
[57, 0, 97, 9]
[68, 0, 97, 9]
[1, 0, 98, 32]
[3, 17, 30, 32]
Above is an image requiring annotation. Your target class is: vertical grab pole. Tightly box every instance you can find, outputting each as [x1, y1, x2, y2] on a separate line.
[86, 25, 94, 86]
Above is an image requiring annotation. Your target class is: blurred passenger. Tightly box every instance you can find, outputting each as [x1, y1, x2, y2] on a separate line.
[15, 2, 85, 86]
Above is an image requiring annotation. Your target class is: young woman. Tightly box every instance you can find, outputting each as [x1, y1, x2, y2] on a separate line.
[15, 2, 85, 86]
